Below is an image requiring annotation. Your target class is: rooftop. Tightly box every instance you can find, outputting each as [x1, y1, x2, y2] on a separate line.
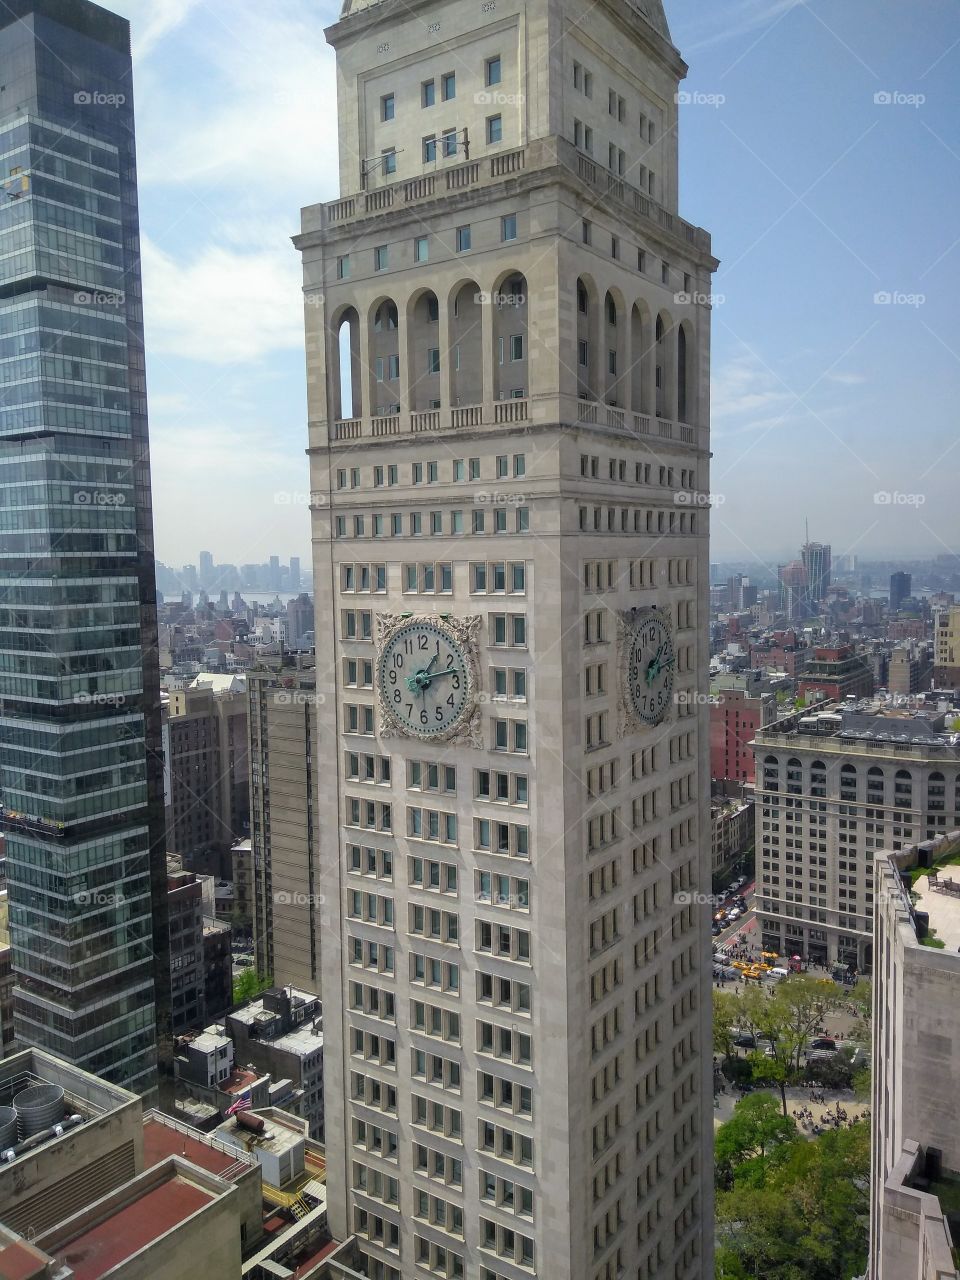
[142, 1112, 255, 1180]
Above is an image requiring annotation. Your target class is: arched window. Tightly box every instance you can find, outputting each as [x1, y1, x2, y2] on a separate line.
[369, 298, 400, 415]
[677, 324, 688, 423]
[493, 273, 527, 402]
[576, 276, 599, 400]
[332, 306, 361, 421]
[407, 290, 441, 411]
[450, 282, 483, 408]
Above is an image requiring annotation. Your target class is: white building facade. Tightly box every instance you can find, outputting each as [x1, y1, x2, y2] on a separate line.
[296, 0, 717, 1275]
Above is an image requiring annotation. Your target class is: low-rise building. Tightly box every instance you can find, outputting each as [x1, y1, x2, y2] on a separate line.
[0, 1047, 265, 1279]
[934, 605, 960, 688]
[870, 848, 960, 1280]
[797, 644, 874, 702]
[162, 678, 250, 879]
[709, 683, 777, 787]
[711, 800, 753, 878]
[227, 988, 324, 1140]
[753, 702, 960, 969]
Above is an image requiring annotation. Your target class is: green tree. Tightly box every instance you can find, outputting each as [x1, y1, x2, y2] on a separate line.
[713, 989, 740, 1062]
[714, 1091, 799, 1189]
[232, 968, 272, 1005]
[716, 1120, 870, 1280]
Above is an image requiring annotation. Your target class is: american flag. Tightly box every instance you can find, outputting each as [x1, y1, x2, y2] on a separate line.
[225, 1093, 251, 1117]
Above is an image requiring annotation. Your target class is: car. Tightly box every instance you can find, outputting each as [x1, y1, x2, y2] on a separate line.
[727, 909, 741, 921]
[734, 1033, 757, 1048]
[810, 1037, 837, 1051]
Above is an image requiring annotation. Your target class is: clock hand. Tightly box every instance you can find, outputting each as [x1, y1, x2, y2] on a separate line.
[424, 667, 458, 681]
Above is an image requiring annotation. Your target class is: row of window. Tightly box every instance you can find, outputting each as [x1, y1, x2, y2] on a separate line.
[338, 455, 526, 491]
[334, 506, 529, 538]
[336, 214, 517, 278]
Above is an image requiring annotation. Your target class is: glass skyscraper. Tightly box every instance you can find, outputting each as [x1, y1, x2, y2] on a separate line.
[0, 0, 168, 1096]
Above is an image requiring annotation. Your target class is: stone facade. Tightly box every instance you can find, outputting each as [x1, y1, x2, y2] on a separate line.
[295, 0, 717, 1276]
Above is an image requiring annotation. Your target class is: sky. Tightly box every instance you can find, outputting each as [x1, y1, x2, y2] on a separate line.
[110, 0, 960, 570]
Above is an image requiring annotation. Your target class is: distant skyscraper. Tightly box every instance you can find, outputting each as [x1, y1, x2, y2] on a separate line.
[801, 541, 831, 606]
[779, 561, 808, 620]
[268, 555, 281, 590]
[198, 549, 214, 587]
[0, 0, 168, 1094]
[890, 571, 912, 613]
[289, 555, 301, 590]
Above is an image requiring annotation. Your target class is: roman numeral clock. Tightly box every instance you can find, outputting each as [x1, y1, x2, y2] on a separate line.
[376, 613, 483, 746]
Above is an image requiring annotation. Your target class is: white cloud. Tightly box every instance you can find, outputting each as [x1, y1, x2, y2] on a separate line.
[825, 371, 868, 385]
[133, 1, 340, 201]
[141, 234, 304, 364]
[681, 0, 805, 53]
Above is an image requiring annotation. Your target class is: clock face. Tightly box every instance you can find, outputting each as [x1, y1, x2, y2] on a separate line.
[378, 620, 470, 738]
[627, 612, 675, 726]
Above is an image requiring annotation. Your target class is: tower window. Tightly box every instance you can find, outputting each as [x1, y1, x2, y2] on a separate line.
[422, 79, 436, 107]
[381, 93, 395, 121]
[441, 129, 457, 157]
[456, 225, 471, 252]
[415, 236, 429, 263]
[501, 214, 517, 242]
[486, 114, 502, 144]
[486, 56, 501, 86]
[382, 148, 397, 175]
[582, 220, 591, 245]
[441, 72, 456, 100]
[374, 245, 388, 271]
[423, 135, 437, 163]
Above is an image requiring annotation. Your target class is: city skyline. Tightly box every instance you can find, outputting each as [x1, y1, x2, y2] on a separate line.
[104, 0, 959, 569]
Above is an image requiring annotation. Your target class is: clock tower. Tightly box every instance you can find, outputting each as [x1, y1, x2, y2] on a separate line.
[295, 0, 718, 1274]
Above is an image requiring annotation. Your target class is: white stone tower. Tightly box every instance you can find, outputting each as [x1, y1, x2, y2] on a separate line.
[295, 0, 718, 1273]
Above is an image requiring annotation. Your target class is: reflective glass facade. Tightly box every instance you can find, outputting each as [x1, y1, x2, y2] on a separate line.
[0, 1, 168, 1096]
